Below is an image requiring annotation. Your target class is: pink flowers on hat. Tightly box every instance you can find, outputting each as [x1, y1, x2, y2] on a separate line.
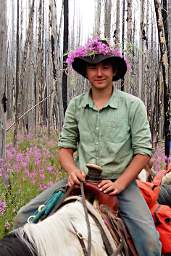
[66, 37, 130, 71]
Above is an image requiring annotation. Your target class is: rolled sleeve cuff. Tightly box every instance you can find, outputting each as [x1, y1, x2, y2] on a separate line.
[133, 148, 152, 157]
[58, 141, 77, 150]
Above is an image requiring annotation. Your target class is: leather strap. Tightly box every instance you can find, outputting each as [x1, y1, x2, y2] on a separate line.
[63, 196, 118, 255]
[71, 223, 88, 256]
[100, 205, 137, 256]
[80, 182, 92, 256]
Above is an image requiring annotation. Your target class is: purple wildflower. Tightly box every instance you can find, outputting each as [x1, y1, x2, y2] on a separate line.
[21, 160, 28, 168]
[16, 153, 23, 162]
[66, 37, 131, 71]
[39, 171, 45, 180]
[39, 183, 48, 191]
[0, 200, 6, 215]
[47, 166, 53, 172]
[35, 159, 41, 166]
[39, 181, 54, 191]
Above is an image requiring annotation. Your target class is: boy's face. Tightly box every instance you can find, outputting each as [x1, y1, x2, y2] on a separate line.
[86, 61, 116, 90]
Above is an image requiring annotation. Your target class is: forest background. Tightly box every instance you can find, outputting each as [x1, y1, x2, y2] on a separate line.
[0, 0, 170, 237]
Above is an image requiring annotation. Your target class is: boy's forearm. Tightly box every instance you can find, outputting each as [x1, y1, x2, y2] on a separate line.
[58, 148, 80, 175]
[115, 154, 150, 189]
[58, 148, 85, 186]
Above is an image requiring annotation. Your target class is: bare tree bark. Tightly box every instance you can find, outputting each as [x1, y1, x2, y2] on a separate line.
[114, 0, 120, 47]
[125, 0, 133, 92]
[36, 0, 45, 127]
[0, 0, 7, 158]
[168, 0, 171, 122]
[138, 0, 145, 99]
[62, 0, 68, 114]
[94, 0, 101, 35]
[0, 0, 9, 186]
[154, 0, 170, 161]
[13, 0, 20, 146]
[104, 0, 111, 38]
[48, 0, 64, 132]
[167, 1, 171, 155]
[19, 0, 35, 134]
[121, 0, 126, 91]
[127, 0, 132, 43]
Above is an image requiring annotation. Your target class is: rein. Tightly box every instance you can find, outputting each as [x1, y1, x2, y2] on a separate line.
[42, 182, 91, 256]
[26, 163, 137, 256]
[80, 182, 91, 256]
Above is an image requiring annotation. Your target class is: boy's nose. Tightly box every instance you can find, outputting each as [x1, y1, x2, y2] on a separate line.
[97, 67, 103, 76]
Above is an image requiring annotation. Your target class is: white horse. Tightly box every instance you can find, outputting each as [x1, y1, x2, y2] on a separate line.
[6, 196, 120, 256]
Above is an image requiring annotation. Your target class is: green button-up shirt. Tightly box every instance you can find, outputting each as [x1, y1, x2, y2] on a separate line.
[58, 88, 152, 179]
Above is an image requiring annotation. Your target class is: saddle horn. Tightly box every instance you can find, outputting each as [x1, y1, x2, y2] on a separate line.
[86, 163, 103, 181]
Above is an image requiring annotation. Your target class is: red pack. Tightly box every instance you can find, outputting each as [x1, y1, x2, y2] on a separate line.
[137, 180, 171, 254]
[152, 203, 171, 254]
[136, 180, 160, 208]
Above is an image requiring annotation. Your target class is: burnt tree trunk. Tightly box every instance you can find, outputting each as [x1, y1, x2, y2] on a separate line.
[154, 0, 170, 161]
[0, 0, 7, 158]
[62, 0, 68, 114]
[13, 0, 20, 146]
[121, 0, 125, 91]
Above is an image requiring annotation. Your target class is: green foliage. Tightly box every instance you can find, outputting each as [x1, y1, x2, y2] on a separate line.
[0, 129, 65, 239]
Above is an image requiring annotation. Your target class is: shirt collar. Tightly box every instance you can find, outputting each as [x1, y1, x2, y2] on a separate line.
[81, 90, 94, 108]
[81, 87, 119, 109]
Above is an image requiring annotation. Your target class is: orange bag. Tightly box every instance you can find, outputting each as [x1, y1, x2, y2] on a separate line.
[136, 180, 160, 208]
[152, 203, 171, 254]
[137, 180, 171, 254]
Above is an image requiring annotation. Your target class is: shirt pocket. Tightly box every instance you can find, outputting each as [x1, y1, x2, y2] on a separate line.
[102, 120, 130, 143]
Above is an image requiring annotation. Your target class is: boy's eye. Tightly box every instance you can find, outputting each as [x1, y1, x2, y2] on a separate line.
[103, 65, 110, 69]
[87, 66, 96, 70]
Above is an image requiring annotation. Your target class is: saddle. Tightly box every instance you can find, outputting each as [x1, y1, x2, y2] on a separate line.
[69, 164, 137, 256]
[28, 163, 137, 255]
[72, 181, 119, 212]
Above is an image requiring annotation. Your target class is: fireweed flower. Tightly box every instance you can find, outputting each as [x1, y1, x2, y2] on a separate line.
[3, 137, 59, 196]
[47, 165, 53, 172]
[0, 200, 6, 215]
[39, 183, 48, 191]
[39, 181, 54, 191]
[66, 37, 131, 71]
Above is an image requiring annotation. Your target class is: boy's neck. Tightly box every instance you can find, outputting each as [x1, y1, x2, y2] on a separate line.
[91, 86, 113, 110]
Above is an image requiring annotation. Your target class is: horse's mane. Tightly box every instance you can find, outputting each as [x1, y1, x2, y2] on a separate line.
[16, 198, 117, 256]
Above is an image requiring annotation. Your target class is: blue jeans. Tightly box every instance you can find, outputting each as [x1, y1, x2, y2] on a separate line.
[14, 179, 161, 255]
[14, 178, 67, 228]
[118, 181, 161, 256]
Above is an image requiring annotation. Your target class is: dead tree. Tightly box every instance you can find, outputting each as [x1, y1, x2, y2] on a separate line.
[13, 0, 20, 146]
[62, 0, 68, 114]
[114, 0, 121, 47]
[0, 0, 8, 186]
[104, 0, 112, 38]
[154, 0, 170, 162]
[0, 0, 7, 157]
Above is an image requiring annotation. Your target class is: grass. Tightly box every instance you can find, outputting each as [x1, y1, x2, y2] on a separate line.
[0, 129, 65, 238]
[0, 129, 169, 239]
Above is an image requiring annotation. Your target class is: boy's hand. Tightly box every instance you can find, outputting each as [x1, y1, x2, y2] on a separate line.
[67, 169, 86, 187]
[98, 179, 125, 195]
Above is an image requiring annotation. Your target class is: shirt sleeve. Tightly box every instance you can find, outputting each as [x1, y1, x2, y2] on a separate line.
[129, 99, 152, 156]
[58, 98, 79, 150]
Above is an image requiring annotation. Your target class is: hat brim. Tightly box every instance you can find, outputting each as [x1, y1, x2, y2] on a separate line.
[72, 54, 127, 81]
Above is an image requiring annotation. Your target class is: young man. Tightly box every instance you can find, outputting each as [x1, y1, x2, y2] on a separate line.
[58, 38, 161, 255]
[15, 38, 161, 255]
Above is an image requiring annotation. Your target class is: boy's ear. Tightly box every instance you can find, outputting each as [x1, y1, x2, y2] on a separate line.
[113, 70, 117, 77]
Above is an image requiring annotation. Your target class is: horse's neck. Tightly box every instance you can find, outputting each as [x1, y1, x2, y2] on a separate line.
[17, 200, 117, 256]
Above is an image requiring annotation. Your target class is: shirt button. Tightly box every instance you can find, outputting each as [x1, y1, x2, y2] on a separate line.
[96, 127, 99, 130]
